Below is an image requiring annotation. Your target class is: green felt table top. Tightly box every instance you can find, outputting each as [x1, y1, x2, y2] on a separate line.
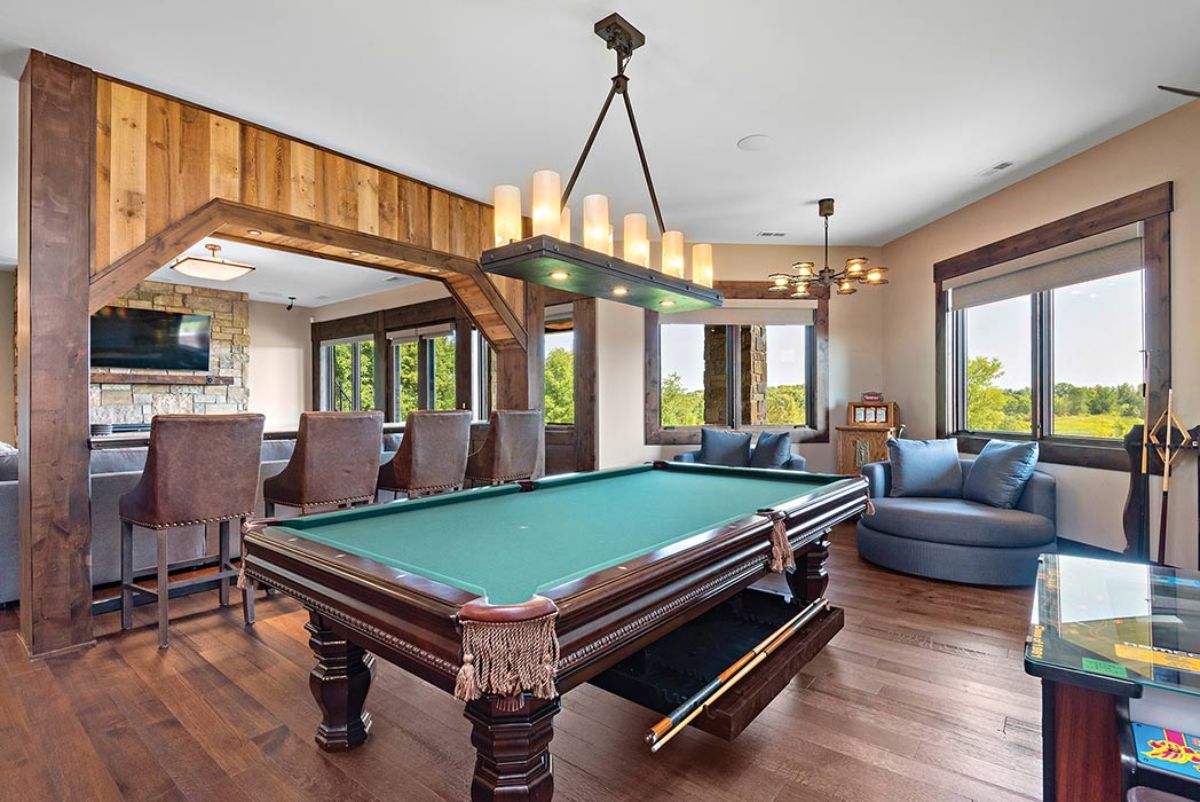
[274, 463, 846, 605]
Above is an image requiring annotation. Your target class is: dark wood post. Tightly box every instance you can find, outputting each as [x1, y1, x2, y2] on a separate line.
[787, 534, 832, 604]
[306, 611, 375, 751]
[17, 52, 96, 657]
[464, 695, 559, 802]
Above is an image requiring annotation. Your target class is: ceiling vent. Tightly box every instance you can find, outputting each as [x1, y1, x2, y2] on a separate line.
[756, 231, 787, 238]
[978, 161, 1015, 177]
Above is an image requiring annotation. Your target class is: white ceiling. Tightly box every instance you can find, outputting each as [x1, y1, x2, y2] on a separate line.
[1, 0, 1199, 265]
[149, 239, 424, 307]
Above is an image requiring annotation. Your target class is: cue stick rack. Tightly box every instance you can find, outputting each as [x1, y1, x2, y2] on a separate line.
[1123, 388, 1198, 566]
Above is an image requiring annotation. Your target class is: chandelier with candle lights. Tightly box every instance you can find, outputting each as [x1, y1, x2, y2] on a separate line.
[768, 198, 888, 298]
[480, 13, 723, 313]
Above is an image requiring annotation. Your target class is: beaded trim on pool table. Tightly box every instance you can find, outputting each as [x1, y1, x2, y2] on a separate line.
[241, 567, 461, 676]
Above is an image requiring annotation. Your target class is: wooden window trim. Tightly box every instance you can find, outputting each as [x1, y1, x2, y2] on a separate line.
[934, 183, 1172, 471]
[644, 281, 830, 446]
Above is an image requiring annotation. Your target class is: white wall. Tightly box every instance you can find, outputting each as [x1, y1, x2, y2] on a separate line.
[311, 279, 449, 322]
[596, 243, 887, 473]
[247, 300, 313, 428]
[880, 99, 1200, 565]
[0, 269, 13, 444]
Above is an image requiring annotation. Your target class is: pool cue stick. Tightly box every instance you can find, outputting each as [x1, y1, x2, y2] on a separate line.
[648, 599, 829, 753]
[1157, 388, 1175, 565]
[644, 598, 825, 746]
[1137, 351, 1152, 560]
[1140, 350, 1151, 476]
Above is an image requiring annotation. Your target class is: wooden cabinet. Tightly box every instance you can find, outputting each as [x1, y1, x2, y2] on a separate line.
[836, 424, 894, 475]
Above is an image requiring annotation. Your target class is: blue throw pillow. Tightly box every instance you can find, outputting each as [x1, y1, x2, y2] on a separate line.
[699, 428, 752, 467]
[888, 438, 962, 498]
[750, 431, 792, 468]
[962, 439, 1039, 509]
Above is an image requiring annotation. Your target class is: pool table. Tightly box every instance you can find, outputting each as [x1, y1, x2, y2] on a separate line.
[241, 461, 868, 801]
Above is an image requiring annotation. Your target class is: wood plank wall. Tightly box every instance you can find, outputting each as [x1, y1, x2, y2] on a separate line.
[93, 76, 528, 345]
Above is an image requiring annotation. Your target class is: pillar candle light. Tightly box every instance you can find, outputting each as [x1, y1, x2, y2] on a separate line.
[662, 230, 685, 278]
[583, 194, 610, 252]
[623, 213, 649, 267]
[559, 206, 572, 242]
[692, 244, 714, 287]
[531, 170, 562, 237]
[493, 185, 522, 246]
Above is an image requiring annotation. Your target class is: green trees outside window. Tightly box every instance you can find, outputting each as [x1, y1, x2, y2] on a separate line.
[659, 323, 810, 428]
[957, 271, 1143, 439]
[327, 338, 375, 411]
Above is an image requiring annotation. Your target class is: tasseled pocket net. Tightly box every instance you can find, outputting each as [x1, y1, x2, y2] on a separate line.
[762, 513, 795, 573]
[454, 612, 560, 701]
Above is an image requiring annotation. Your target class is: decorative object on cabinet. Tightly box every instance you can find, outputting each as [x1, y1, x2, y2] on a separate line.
[848, 400, 899, 426]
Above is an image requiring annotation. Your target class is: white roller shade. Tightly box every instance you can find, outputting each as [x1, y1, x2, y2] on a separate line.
[949, 224, 1143, 310]
[662, 300, 815, 326]
[386, 322, 455, 340]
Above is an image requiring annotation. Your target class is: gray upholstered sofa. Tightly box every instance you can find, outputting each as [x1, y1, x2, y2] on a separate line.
[0, 434, 403, 604]
[856, 457, 1056, 586]
[673, 450, 808, 471]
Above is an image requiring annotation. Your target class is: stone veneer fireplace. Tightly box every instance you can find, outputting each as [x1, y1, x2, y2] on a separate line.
[89, 280, 250, 426]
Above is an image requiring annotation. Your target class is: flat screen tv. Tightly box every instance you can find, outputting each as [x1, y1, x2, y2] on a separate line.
[90, 307, 212, 371]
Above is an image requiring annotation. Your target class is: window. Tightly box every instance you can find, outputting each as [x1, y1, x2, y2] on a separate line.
[388, 325, 457, 418]
[544, 306, 575, 425]
[321, 337, 377, 411]
[961, 296, 1032, 434]
[657, 319, 813, 431]
[660, 324, 725, 426]
[948, 229, 1145, 442]
[1051, 272, 1144, 438]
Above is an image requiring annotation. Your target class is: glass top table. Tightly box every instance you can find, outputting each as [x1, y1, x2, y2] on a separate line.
[1025, 553, 1200, 698]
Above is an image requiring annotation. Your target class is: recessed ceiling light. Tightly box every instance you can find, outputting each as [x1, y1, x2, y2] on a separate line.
[429, 267, 441, 273]
[612, 286, 629, 297]
[349, 250, 362, 257]
[246, 229, 263, 236]
[550, 270, 569, 281]
[736, 134, 772, 152]
[660, 299, 676, 308]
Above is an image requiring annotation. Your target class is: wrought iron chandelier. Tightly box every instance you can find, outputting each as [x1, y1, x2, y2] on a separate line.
[480, 13, 723, 312]
[768, 198, 888, 297]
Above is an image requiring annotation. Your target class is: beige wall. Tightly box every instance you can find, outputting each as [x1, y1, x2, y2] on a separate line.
[0, 270, 13, 444]
[247, 300, 313, 428]
[880, 99, 1200, 564]
[597, 243, 887, 473]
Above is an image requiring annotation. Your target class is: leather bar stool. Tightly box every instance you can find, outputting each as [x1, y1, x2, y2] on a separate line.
[377, 410, 471, 500]
[118, 413, 265, 648]
[263, 411, 384, 516]
[465, 409, 542, 487]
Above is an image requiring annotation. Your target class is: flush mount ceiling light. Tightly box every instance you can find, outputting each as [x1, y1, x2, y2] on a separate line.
[768, 198, 888, 298]
[170, 243, 255, 281]
[480, 13, 723, 313]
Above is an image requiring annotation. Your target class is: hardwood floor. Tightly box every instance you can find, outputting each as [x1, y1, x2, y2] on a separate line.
[0, 525, 1041, 801]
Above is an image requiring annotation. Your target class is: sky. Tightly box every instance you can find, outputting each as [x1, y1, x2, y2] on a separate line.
[965, 271, 1143, 389]
[661, 325, 807, 391]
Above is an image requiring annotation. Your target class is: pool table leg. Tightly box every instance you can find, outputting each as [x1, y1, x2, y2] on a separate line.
[464, 694, 560, 802]
[786, 532, 831, 604]
[306, 611, 375, 751]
